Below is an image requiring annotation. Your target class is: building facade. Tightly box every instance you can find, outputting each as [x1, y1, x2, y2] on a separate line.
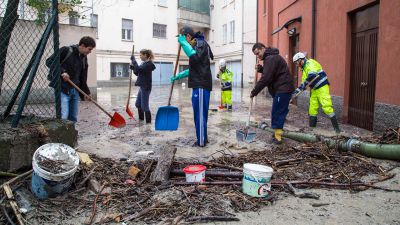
[70, 0, 256, 88]
[257, 0, 400, 131]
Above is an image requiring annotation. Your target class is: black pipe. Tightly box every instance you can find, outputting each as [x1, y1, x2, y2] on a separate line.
[311, 0, 316, 58]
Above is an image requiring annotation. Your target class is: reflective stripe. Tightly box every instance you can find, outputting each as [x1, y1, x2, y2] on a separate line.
[313, 76, 328, 89]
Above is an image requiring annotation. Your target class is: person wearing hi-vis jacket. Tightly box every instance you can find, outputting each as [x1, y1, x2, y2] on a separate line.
[292, 52, 341, 134]
[170, 26, 214, 147]
[217, 59, 233, 111]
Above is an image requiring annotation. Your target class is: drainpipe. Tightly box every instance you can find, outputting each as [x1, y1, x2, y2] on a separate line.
[241, 0, 244, 88]
[311, 0, 316, 58]
[255, 123, 400, 160]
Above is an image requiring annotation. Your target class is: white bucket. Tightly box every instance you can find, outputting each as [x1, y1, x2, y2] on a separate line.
[31, 143, 80, 199]
[183, 165, 206, 183]
[242, 163, 273, 197]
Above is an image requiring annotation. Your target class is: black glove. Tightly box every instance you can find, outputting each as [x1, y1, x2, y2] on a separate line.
[256, 64, 263, 73]
[130, 64, 135, 70]
[250, 89, 257, 98]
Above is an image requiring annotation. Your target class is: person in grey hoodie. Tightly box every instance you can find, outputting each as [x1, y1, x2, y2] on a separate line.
[130, 49, 156, 123]
[251, 43, 295, 144]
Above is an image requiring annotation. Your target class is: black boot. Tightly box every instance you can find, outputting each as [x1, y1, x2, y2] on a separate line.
[227, 105, 232, 111]
[309, 116, 317, 127]
[138, 108, 144, 120]
[145, 111, 151, 124]
[330, 115, 341, 134]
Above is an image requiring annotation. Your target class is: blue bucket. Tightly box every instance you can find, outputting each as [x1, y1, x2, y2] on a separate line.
[31, 143, 79, 199]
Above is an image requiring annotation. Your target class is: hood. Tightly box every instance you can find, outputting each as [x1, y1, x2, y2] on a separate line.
[263, 47, 279, 59]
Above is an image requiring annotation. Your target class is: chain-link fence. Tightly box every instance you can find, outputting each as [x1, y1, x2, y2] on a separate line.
[0, 0, 61, 127]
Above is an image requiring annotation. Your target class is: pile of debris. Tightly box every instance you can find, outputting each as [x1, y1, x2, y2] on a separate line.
[1, 140, 398, 224]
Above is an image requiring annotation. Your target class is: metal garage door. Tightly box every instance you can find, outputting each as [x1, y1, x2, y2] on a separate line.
[152, 62, 173, 85]
[226, 60, 242, 87]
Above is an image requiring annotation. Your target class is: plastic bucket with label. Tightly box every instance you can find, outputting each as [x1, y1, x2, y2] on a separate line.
[242, 163, 273, 197]
[183, 165, 206, 183]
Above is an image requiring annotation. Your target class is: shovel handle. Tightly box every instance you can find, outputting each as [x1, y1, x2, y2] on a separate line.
[65, 79, 113, 118]
[246, 97, 253, 127]
[168, 45, 182, 106]
[127, 45, 135, 107]
[291, 75, 320, 102]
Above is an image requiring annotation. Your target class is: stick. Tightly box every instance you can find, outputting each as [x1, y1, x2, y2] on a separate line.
[88, 182, 107, 225]
[173, 181, 242, 186]
[170, 169, 243, 178]
[123, 202, 160, 222]
[186, 216, 240, 222]
[274, 158, 304, 167]
[138, 160, 155, 185]
[3, 184, 25, 225]
[77, 166, 98, 188]
[0, 171, 18, 177]
[0, 170, 32, 190]
[2, 205, 16, 225]
[202, 162, 242, 171]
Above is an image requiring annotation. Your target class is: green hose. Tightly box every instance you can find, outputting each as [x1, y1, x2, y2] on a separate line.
[255, 122, 400, 160]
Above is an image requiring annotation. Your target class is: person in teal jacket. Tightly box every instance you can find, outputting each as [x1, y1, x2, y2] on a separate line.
[293, 52, 341, 134]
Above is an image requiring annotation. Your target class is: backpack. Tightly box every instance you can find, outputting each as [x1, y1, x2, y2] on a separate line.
[46, 46, 73, 88]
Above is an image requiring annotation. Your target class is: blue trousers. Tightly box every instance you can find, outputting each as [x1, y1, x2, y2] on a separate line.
[61, 88, 80, 122]
[135, 87, 151, 112]
[271, 92, 291, 129]
[192, 88, 210, 146]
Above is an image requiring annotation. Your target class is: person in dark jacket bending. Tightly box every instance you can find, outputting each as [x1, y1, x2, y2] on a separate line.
[60, 36, 96, 122]
[130, 49, 156, 124]
[170, 26, 214, 147]
[251, 43, 295, 144]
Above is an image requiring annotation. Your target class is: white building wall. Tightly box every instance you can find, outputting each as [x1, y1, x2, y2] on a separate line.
[209, 0, 256, 87]
[91, 0, 179, 82]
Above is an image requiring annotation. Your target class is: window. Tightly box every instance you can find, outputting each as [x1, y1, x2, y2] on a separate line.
[222, 24, 227, 44]
[158, 0, 168, 7]
[111, 63, 130, 78]
[153, 23, 167, 38]
[229, 20, 235, 43]
[69, 11, 79, 25]
[90, 14, 98, 28]
[122, 19, 133, 41]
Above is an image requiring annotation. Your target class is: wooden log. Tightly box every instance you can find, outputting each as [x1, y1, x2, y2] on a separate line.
[3, 184, 25, 225]
[173, 181, 242, 185]
[123, 202, 160, 222]
[150, 147, 177, 183]
[170, 169, 243, 178]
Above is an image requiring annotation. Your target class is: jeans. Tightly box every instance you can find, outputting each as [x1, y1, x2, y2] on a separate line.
[61, 88, 80, 122]
[135, 87, 151, 112]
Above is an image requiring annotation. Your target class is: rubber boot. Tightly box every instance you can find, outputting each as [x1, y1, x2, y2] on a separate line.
[309, 116, 317, 127]
[330, 115, 341, 134]
[138, 108, 144, 121]
[272, 129, 283, 145]
[145, 111, 151, 124]
[227, 105, 232, 111]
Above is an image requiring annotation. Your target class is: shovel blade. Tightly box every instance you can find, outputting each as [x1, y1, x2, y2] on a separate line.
[236, 129, 256, 143]
[126, 106, 134, 119]
[109, 112, 126, 128]
[155, 106, 179, 131]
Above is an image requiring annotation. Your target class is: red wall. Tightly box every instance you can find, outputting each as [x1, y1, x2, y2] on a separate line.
[257, 0, 400, 108]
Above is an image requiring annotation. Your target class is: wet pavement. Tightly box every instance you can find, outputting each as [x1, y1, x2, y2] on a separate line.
[76, 84, 372, 161]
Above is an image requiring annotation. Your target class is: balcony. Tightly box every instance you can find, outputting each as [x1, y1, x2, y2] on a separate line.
[177, 0, 210, 28]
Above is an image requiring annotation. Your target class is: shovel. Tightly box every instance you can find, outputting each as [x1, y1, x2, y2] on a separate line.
[290, 75, 320, 104]
[126, 45, 135, 119]
[155, 45, 181, 131]
[236, 97, 256, 142]
[66, 79, 126, 128]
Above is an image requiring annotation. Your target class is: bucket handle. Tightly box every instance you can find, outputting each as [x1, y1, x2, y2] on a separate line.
[249, 171, 271, 192]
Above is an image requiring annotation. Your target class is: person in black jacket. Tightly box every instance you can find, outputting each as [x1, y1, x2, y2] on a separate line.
[170, 26, 214, 147]
[130, 49, 156, 124]
[251, 43, 295, 144]
[60, 36, 95, 122]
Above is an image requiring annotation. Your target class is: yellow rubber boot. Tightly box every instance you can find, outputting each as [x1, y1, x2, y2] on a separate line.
[273, 129, 283, 144]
